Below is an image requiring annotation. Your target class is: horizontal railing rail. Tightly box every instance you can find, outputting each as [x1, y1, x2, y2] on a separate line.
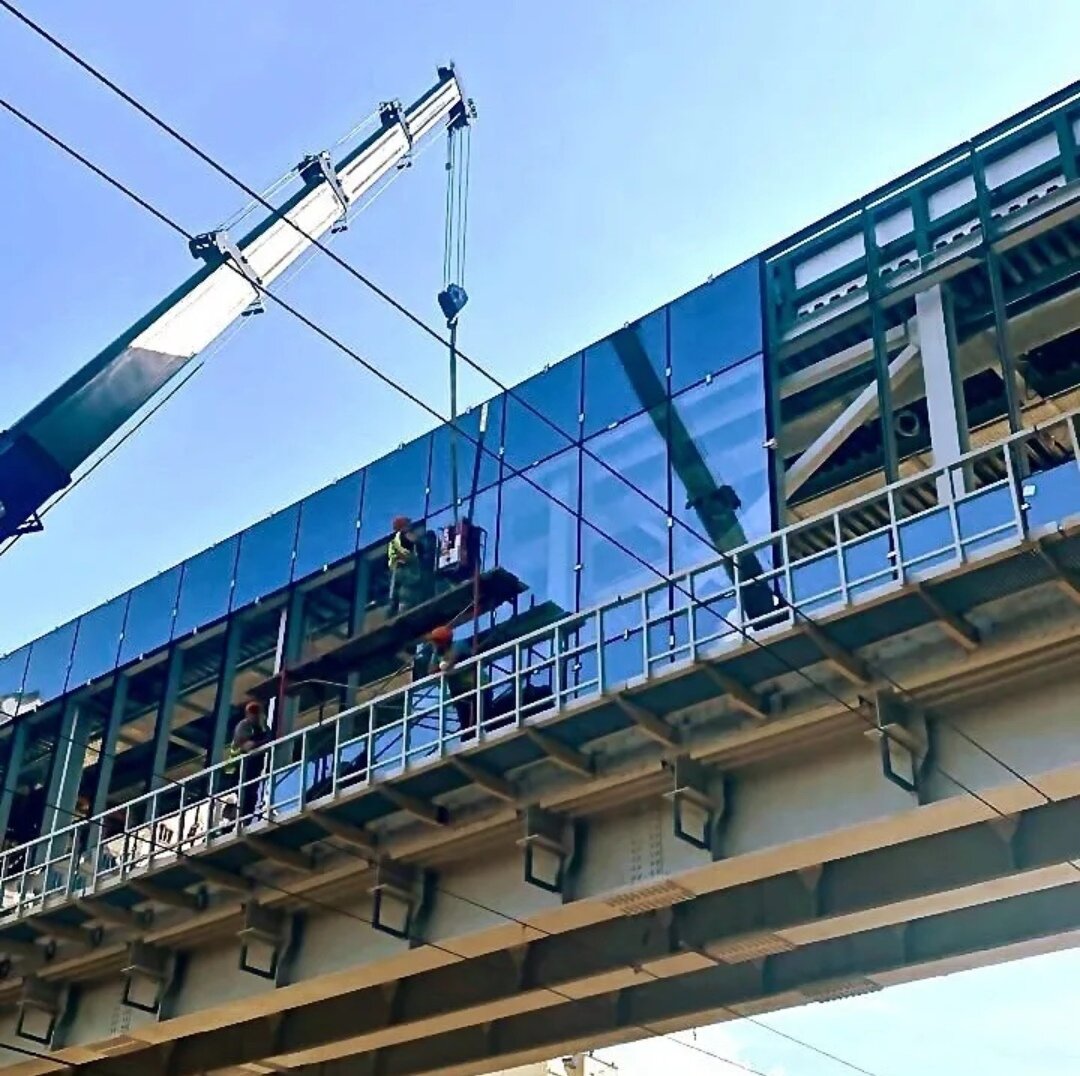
[2, 410, 1079, 920]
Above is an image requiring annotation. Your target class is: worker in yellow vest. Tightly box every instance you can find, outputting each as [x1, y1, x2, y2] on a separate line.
[387, 516, 431, 614]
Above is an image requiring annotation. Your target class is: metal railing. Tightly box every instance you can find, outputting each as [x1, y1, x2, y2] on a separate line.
[3, 412, 1080, 921]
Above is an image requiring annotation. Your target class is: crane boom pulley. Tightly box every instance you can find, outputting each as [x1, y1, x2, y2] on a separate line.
[0, 66, 467, 542]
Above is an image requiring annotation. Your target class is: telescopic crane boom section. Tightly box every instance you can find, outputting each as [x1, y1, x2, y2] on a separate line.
[0, 66, 467, 542]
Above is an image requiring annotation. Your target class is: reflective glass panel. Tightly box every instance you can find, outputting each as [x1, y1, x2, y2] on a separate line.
[119, 567, 181, 663]
[293, 471, 363, 580]
[428, 399, 504, 512]
[497, 449, 580, 616]
[583, 310, 667, 438]
[22, 621, 77, 709]
[358, 435, 432, 548]
[232, 505, 300, 609]
[0, 647, 30, 721]
[670, 358, 772, 572]
[1026, 461, 1080, 530]
[66, 595, 128, 690]
[174, 537, 239, 637]
[580, 409, 671, 608]
[503, 355, 582, 473]
[669, 258, 763, 394]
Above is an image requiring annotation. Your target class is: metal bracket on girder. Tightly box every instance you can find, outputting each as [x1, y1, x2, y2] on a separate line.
[238, 901, 293, 981]
[189, 229, 265, 316]
[865, 690, 929, 795]
[664, 756, 725, 853]
[298, 151, 350, 233]
[121, 940, 175, 1016]
[370, 861, 427, 941]
[517, 806, 573, 895]
[380, 98, 414, 168]
[15, 977, 67, 1046]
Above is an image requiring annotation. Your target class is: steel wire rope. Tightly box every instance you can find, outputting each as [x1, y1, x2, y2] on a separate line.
[0, 98, 1058, 1076]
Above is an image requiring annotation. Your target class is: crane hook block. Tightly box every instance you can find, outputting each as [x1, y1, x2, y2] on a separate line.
[438, 284, 468, 324]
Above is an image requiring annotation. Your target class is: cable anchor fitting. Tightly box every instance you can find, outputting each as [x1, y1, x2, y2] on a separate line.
[189, 230, 265, 316]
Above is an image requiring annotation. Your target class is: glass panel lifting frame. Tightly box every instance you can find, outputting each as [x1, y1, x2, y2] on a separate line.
[1, 412, 1072, 917]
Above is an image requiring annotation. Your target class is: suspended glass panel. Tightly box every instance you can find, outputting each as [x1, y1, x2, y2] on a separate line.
[503, 355, 582, 473]
[232, 506, 300, 609]
[293, 471, 363, 580]
[358, 435, 432, 549]
[119, 568, 181, 664]
[583, 309, 667, 438]
[580, 409, 671, 609]
[0, 646, 30, 721]
[66, 595, 128, 690]
[498, 449, 579, 617]
[669, 258, 763, 394]
[428, 399, 504, 512]
[174, 538, 238, 637]
[22, 621, 78, 710]
[670, 358, 772, 574]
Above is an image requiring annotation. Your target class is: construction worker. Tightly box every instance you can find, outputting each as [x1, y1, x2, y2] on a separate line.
[387, 516, 432, 615]
[225, 701, 271, 822]
[427, 625, 480, 734]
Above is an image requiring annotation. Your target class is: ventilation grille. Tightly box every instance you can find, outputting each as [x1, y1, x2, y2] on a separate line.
[604, 879, 694, 916]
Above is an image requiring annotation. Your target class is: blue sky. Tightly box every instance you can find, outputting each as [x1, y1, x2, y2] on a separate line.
[2, 1, 1079, 1071]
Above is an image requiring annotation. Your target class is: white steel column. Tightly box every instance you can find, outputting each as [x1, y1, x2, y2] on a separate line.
[916, 284, 969, 500]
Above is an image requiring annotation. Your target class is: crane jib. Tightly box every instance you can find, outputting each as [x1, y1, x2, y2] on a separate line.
[0, 68, 465, 543]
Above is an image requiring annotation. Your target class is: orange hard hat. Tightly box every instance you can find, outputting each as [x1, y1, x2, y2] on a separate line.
[429, 625, 454, 645]
[392, 515, 411, 533]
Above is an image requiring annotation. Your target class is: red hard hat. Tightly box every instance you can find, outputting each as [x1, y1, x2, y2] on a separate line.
[429, 625, 454, 645]
[244, 700, 263, 717]
[392, 515, 411, 532]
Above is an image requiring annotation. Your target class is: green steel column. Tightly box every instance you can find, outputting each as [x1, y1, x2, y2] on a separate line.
[149, 646, 184, 791]
[0, 719, 28, 841]
[90, 674, 128, 817]
[208, 618, 244, 768]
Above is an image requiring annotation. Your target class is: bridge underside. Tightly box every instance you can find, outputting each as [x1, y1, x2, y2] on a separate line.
[3, 498, 1080, 1074]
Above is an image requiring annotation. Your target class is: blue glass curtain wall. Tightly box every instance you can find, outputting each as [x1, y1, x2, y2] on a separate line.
[0, 257, 771, 706]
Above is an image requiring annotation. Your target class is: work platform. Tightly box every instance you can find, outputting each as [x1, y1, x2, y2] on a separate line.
[2, 409, 1080, 1072]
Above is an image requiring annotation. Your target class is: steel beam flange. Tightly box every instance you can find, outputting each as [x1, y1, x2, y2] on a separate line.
[238, 901, 293, 982]
[663, 755, 725, 853]
[517, 806, 573, 895]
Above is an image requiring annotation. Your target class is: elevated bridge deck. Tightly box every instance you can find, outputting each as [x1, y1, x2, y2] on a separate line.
[2, 413, 1080, 1073]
